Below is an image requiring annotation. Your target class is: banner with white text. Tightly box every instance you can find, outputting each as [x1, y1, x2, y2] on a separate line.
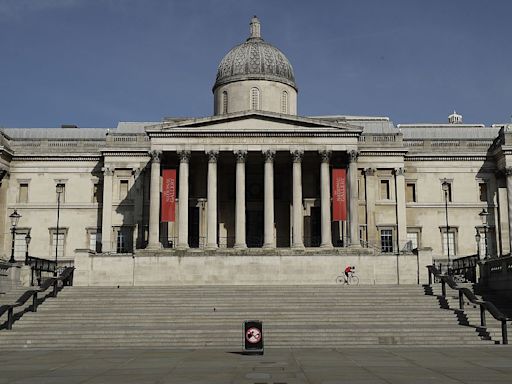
[332, 168, 347, 221]
[161, 169, 176, 222]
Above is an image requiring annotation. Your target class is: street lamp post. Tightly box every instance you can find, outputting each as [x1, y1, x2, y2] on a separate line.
[9, 210, 21, 263]
[25, 231, 31, 265]
[475, 230, 481, 259]
[54, 184, 64, 276]
[441, 179, 451, 272]
[479, 208, 489, 260]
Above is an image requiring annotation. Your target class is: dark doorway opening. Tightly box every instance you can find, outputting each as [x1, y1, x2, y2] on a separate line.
[188, 206, 200, 248]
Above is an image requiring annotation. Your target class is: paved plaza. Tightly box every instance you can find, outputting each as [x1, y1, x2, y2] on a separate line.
[1, 346, 512, 383]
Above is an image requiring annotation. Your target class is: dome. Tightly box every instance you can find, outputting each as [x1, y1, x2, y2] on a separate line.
[213, 17, 297, 91]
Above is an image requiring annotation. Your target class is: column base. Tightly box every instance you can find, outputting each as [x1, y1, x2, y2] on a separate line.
[349, 243, 362, 248]
[320, 243, 333, 249]
[176, 244, 189, 250]
[233, 244, 247, 249]
[205, 244, 218, 250]
[146, 243, 163, 250]
[292, 243, 305, 250]
[262, 243, 276, 249]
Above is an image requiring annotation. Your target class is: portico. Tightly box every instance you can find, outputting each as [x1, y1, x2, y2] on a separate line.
[131, 112, 362, 252]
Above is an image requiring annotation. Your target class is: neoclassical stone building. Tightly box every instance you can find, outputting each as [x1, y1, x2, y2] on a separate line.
[1, 17, 511, 285]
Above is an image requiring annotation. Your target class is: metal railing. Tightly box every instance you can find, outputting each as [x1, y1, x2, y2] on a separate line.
[427, 264, 509, 344]
[25, 256, 57, 286]
[0, 267, 74, 330]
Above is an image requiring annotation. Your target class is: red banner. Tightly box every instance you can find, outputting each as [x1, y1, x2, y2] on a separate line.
[161, 169, 176, 222]
[332, 168, 347, 221]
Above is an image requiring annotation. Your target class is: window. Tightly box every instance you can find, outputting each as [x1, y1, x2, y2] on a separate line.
[14, 232, 28, 260]
[406, 183, 416, 203]
[380, 180, 390, 200]
[250, 87, 260, 110]
[441, 181, 452, 202]
[88, 230, 102, 253]
[479, 182, 488, 202]
[56, 183, 65, 203]
[406, 232, 419, 250]
[114, 226, 133, 254]
[119, 180, 129, 200]
[441, 228, 456, 257]
[50, 230, 66, 259]
[222, 91, 228, 114]
[380, 229, 393, 253]
[18, 183, 28, 203]
[281, 91, 288, 114]
[92, 182, 101, 203]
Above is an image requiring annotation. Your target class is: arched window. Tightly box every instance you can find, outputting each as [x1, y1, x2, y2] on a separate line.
[250, 87, 260, 110]
[281, 91, 288, 114]
[222, 91, 228, 114]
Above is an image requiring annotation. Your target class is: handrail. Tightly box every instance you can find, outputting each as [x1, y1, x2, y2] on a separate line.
[0, 267, 74, 330]
[427, 264, 510, 344]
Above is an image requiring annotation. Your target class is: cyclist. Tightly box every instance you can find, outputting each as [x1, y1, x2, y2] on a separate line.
[344, 265, 355, 284]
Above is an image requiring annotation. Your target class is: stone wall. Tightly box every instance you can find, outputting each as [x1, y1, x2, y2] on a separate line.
[74, 248, 432, 286]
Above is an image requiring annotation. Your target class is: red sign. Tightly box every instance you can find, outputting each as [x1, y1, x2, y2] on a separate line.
[161, 169, 176, 222]
[332, 168, 347, 221]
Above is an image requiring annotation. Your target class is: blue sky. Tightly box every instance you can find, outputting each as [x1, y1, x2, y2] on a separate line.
[0, 0, 510, 127]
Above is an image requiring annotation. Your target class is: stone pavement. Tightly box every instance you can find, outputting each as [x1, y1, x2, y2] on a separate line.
[1, 347, 512, 383]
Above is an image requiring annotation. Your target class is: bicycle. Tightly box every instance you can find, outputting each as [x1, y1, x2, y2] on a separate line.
[335, 271, 359, 285]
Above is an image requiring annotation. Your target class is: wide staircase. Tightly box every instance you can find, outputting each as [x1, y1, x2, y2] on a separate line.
[0, 285, 495, 350]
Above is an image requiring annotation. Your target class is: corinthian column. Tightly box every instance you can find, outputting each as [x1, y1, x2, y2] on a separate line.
[206, 150, 218, 249]
[177, 150, 191, 249]
[319, 150, 333, 248]
[101, 165, 113, 253]
[506, 167, 512, 253]
[147, 150, 162, 249]
[348, 150, 360, 246]
[292, 149, 304, 248]
[234, 150, 247, 248]
[263, 150, 275, 248]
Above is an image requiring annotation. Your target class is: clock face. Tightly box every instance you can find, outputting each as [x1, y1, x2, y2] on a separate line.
[246, 327, 262, 343]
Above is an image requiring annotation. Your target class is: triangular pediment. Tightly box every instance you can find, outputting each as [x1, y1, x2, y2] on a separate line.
[146, 111, 362, 136]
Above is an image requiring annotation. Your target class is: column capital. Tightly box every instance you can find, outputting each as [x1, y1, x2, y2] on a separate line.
[263, 149, 276, 162]
[394, 167, 405, 176]
[0, 169, 8, 180]
[149, 150, 162, 163]
[319, 150, 331, 163]
[206, 150, 219, 163]
[102, 166, 114, 176]
[364, 167, 376, 176]
[291, 149, 304, 163]
[178, 150, 191, 163]
[234, 150, 247, 163]
[505, 167, 512, 177]
[348, 150, 359, 163]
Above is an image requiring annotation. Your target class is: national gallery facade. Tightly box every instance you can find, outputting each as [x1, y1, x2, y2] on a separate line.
[1, 17, 511, 285]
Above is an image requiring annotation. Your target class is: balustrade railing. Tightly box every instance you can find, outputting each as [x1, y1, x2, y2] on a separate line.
[427, 265, 509, 344]
[0, 267, 74, 330]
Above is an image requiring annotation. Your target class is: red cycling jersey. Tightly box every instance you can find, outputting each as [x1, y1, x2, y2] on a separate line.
[344, 266, 352, 273]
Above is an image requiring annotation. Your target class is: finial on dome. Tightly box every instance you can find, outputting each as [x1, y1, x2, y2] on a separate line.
[249, 16, 261, 39]
[448, 110, 463, 124]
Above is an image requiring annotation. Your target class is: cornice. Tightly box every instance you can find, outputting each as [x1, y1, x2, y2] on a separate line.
[101, 149, 151, 158]
[13, 155, 101, 162]
[147, 131, 360, 138]
[360, 149, 408, 157]
[405, 154, 490, 161]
